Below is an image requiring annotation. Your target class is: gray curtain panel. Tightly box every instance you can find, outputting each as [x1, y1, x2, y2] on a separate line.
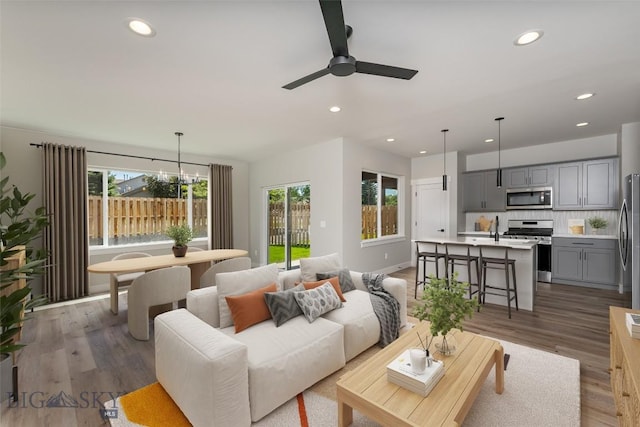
[210, 164, 233, 249]
[42, 143, 89, 302]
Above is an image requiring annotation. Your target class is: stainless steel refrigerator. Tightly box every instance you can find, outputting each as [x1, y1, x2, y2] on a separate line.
[619, 174, 640, 309]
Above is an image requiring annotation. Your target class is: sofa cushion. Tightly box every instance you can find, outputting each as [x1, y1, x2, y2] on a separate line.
[225, 283, 277, 333]
[316, 268, 356, 293]
[293, 282, 343, 323]
[221, 316, 345, 421]
[299, 253, 341, 282]
[216, 263, 279, 328]
[301, 276, 345, 302]
[322, 289, 381, 361]
[263, 283, 305, 327]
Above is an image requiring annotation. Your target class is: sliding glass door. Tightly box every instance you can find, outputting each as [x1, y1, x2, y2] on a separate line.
[266, 183, 310, 269]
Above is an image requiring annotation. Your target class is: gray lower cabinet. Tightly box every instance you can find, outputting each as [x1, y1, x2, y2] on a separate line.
[555, 158, 618, 210]
[463, 170, 505, 212]
[552, 237, 617, 288]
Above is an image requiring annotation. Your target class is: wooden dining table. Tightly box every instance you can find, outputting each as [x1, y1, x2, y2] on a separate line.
[88, 249, 249, 314]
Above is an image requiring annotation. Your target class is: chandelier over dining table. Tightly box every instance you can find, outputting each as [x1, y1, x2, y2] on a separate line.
[157, 131, 200, 198]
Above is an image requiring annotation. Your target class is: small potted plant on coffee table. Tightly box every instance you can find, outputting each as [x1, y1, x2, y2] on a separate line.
[413, 273, 478, 356]
[166, 223, 193, 257]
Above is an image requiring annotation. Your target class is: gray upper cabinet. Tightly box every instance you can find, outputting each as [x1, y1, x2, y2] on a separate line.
[505, 165, 554, 188]
[463, 170, 505, 212]
[554, 158, 618, 210]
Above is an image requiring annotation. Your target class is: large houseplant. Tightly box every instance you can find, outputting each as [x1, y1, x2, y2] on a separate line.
[165, 223, 193, 257]
[413, 273, 478, 355]
[1, 152, 49, 400]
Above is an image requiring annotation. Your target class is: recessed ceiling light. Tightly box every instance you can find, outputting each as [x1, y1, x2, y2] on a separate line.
[386, 138, 395, 142]
[576, 122, 589, 127]
[514, 30, 544, 46]
[329, 106, 341, 113]
[576, 93, 595, 100]
[127, 18, 156, 37]
[484, 138, 494, 143]
[419, 150, 427, 154]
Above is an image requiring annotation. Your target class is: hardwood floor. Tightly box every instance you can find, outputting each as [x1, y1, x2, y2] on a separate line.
[0, 267, 631, 426]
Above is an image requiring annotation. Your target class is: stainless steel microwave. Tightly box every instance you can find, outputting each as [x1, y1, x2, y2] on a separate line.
[506, 187, 553, 210]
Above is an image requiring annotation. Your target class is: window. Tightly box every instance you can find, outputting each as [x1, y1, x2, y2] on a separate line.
[361, 171, 402, 242]
[88, 169, 208, 247]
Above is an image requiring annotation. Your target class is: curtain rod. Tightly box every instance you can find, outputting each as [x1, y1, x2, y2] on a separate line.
[29, 143, 209, 167]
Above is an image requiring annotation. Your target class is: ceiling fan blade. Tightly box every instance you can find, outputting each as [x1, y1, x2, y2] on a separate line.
[355, 61, 418, 80]
[282, 67, 331, 90]
[319, 0, 349, 58]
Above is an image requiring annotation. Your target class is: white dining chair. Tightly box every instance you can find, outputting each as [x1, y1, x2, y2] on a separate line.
[127, 266, 191, 340]
[199, 257, 252, 288]
[109, 252, 152, 314]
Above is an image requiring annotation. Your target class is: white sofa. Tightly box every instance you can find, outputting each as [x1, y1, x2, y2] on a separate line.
[154, 254, 407, 426]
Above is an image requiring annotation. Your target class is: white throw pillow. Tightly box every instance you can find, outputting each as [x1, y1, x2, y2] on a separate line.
[217, 263, 279, 328]
[299, 253, 341, 282]
[293, 282, 343, 323]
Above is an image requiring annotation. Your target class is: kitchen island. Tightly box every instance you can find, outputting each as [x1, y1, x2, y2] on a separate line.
[414, 237, 538, 311]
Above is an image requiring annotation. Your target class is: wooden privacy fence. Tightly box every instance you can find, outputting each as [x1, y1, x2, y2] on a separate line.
[268, 202, 398, 245]
[88, 196, 207, 242]
[362, 205, 397, 239]
[268, 202, 311, 246]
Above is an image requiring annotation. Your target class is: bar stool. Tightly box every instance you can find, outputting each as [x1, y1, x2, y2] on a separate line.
[478, 245, 518, 318]
[415, 241, 447, 298]
[444, 242, 481, 301]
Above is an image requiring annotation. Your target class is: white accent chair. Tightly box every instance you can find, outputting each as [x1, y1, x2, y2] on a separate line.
[127, 266, 191, 340]
[199, 257, 252, 288]
[109, 252, 152, 314]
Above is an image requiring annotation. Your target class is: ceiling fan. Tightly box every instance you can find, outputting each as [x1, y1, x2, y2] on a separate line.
[282, 0, 418, 90]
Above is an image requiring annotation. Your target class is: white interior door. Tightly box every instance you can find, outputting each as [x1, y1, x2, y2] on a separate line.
[412, 180, 450, 266]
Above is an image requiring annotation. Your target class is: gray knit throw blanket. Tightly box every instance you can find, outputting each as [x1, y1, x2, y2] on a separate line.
[362, 272, 401, 347]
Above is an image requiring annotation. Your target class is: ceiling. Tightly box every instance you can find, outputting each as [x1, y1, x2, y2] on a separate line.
[2, 1, 640, 163]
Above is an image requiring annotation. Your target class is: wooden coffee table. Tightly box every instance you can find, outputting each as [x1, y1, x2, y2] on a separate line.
[336, 322, 504, 426]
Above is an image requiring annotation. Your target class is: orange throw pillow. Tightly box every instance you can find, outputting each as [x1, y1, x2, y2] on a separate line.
[225, 283, 277, 333]
[301, 276, 346, 302]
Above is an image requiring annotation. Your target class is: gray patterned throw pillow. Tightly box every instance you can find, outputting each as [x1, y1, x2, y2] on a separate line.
[293, 282, 343, 323]
[263, 284, 305, 327]
[316, 268, 356, 293]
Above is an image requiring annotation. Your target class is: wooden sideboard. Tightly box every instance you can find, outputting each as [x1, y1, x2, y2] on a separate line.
[609, 306, 640, 425]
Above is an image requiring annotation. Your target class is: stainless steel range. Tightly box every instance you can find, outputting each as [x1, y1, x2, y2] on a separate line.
[502, 219, 553, 282]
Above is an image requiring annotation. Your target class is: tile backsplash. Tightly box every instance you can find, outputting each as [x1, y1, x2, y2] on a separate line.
[465, 210, 619, 236]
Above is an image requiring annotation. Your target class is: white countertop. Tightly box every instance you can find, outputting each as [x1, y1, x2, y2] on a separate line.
[552, 233, 617, 240]
[415, 236, 537, 250]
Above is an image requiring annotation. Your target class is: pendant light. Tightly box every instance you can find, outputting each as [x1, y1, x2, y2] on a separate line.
[441, 129, 449, 191]
[175, 131, 184, 198]
[495, 117, 504, 187]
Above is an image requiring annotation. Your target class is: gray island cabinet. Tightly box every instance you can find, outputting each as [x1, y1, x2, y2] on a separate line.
[415, 237, 537, 311]
[552, 236, 617, 289]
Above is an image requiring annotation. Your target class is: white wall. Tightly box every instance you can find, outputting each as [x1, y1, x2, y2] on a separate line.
[465, 134, 618, 171]
[249, 138, 344, 265]
[0, 126, 250, 294]
[619, 122, 640, 180]
[249, 138, 412, 273]
[342, 140, 412, 272]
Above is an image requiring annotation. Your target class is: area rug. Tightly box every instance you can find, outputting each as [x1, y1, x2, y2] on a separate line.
[107, 339, 580, 426]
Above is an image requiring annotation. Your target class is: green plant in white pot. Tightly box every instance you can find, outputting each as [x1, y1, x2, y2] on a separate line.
[1, 152, 49, 401]
[413, 273, 478, 356]
[588, 216, 608, 234]
[166, 223, 193, 257]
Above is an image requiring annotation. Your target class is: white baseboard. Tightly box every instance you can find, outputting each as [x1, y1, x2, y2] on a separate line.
[375, 262, 411, 275]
